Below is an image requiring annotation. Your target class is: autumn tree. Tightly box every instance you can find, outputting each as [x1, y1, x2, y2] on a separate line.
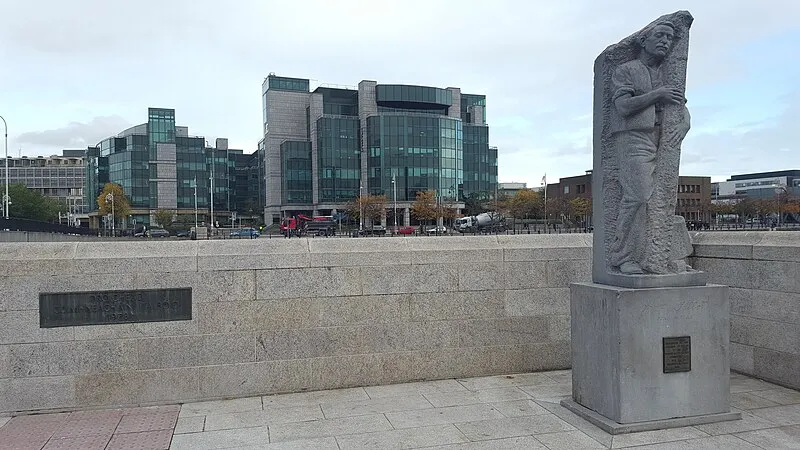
[568, 198, 592, 227]
[411, 191, 438, 225]
[345, 194, 387, 225]
[153, 209, 175, 229]
[507, 189, 542, 221]
[96, 183, 131, 222]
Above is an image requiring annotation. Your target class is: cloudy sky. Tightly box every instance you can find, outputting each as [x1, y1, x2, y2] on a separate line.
[1, 0, 798, 186]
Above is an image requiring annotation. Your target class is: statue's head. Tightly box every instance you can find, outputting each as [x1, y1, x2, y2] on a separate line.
[639, 21, 676, 59]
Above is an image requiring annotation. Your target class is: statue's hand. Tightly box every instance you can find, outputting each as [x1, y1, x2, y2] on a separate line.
[654, 86, 684, 105]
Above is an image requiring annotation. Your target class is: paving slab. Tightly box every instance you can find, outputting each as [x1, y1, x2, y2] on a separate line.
[455, 372, 558, 390]
[385, 403, 505, 429]
[735, 424, 800, 449]
[268, 414, 392, 443]
[106, 429, 173, 450]
[750, 404, 800, 426]
[334, 423, 468, 449]
[263, 387, 369, 408]
[204, 405, 324, 431]
[490, 399, 550, 417]
[321, 393, 433, 418]
[419, 435, 547, 449]
[454, 415, 576, 441]
[169, 426, 271, 450]
[535, 430, 607, 449]
[424, 387, 531, 407]
[363, 379, 466, 399]
[623, 434, 762, 449]
[178, 396, 263, 417]
[41, 434, 110, 450]
[731, 391, 782, 410]
[610, 426, 709, 448]
[1, 370, 799, 449]
[174, 416, 205, 434]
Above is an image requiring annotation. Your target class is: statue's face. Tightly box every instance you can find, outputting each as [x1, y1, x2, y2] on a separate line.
[642, 24, 674, 58]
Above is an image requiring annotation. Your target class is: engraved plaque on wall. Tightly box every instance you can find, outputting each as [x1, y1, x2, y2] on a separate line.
[663, 336, 691, 373]
[39, 288, 192, 328]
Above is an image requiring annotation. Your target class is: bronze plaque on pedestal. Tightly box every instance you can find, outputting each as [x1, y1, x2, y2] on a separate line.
[663, 336, 691, 373]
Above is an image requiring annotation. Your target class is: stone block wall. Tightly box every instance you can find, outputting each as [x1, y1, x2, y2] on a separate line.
[0, 234, 591, 414]
[691, 232, 800, 390]
[2, 231, 796, 414]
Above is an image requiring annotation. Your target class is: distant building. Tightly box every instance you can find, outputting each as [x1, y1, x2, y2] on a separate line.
[712, 170, 800, 203]
[1, 150, 86, 219]
[498, 182, 527, 198]
[259, 74, 497, 225]
[546, 170, 711, 223]
[85, 108, 261, 229]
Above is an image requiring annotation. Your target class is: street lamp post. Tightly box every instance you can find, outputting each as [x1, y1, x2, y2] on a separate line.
[210, 152, 215, 230]
[777, 184, 788, 228]
[1, 115, 8, 219]
[194, 175, 198, 229]
[392, 174, 397, 232]
[542, 174, 548, 233]
[105, 193, 115, 236]
[359, 182, 364, 234]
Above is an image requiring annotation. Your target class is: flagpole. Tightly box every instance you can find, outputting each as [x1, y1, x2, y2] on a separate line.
[542, 174, 548, 234]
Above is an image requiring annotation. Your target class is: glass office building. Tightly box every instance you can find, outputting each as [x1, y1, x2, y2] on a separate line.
[261, 75, 496, 224]
[85, 108, 261, 229]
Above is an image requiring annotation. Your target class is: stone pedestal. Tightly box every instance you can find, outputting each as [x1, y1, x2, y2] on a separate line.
[561, 282, 740, 434]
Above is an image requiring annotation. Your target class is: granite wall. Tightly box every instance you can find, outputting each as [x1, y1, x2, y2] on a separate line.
[691, 232, 800, 390]
[0, 234, 590, 414]
[1, 232, 796, 414]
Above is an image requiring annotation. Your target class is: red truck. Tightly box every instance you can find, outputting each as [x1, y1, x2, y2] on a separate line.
[280, 215, 337, 237]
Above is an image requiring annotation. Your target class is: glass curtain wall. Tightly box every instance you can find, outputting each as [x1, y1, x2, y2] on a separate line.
[463, 125, 493, 199]
[317, 117, 360, 203]
[176, 136, 207, 209]
[366, 115, 462, 202]
[280, 141, 312, 204]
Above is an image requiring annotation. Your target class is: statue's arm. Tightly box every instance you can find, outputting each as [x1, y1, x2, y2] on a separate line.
[612, 66, 661, 117]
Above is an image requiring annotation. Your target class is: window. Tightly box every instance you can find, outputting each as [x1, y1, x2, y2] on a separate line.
[564, 185, 570, 194]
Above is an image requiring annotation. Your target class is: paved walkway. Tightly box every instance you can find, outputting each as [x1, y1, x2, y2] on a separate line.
[1, 370, 799, 449]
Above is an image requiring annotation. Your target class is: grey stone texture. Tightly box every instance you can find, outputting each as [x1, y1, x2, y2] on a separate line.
[0, 235, 579, 414]
[569, 282, 733, 425]
[1, 231, 798, 414]
[692, 231, 800, 390]
[593, 11, 698, 285]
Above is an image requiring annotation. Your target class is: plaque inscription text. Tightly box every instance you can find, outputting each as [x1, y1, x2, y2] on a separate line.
[39, 288, 192, 328]
[662, 336, 691, 373]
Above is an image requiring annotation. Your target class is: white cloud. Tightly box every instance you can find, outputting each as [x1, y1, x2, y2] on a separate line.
[0, 0, 797, 185]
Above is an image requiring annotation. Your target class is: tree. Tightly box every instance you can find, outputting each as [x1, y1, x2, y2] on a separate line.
[345, 194, 387, 225]
[97, 183, 131, 221]
[411, 191, 438, 225]
[507, 189, 542, 221]
[568, 197, 592, 227]
[153, 209, 175, 229]
[733, 198, 757, 223]
[6, 183, 66, 222]
[463, 192, 485, 216]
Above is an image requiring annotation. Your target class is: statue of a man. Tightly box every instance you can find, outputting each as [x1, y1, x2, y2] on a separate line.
[607, 21, 691, 275]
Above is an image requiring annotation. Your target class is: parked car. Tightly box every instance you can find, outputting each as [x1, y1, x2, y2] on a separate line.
[230, 227, 260, 238]
[425, 225, 448, 235]
[397, 226, 416, 235]
[175, 230, 190, 238]
[147, 228, 170, 238]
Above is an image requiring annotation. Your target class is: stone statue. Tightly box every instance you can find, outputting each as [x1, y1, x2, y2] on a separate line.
[592, 11, 706, 288]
